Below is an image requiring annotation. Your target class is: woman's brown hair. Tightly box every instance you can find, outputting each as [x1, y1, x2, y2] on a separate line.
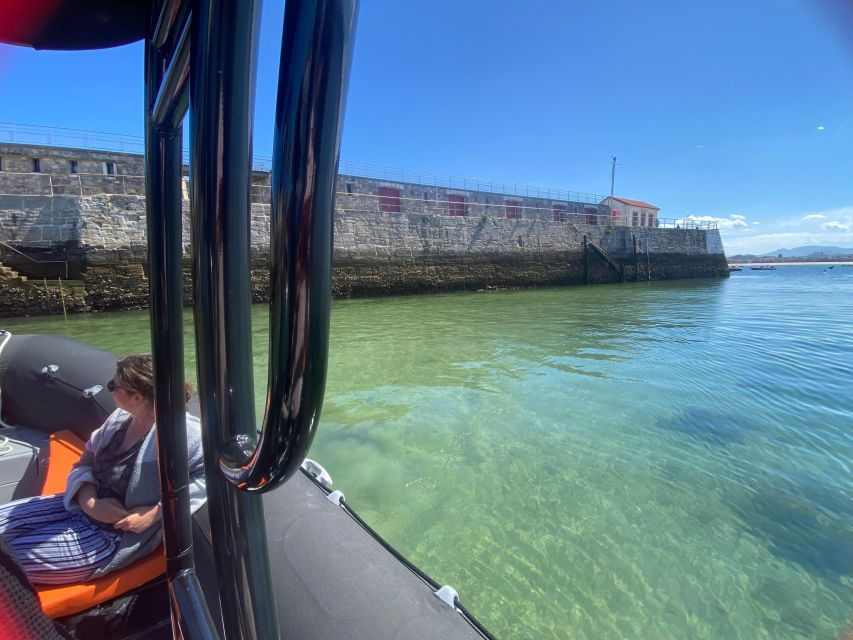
[115, 354, 192, 404]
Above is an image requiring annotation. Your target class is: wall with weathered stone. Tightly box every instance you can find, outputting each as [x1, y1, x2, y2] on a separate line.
[0, 143, 144, 175]
[1, 190, 727, 316]
[0, 143, 728, 317]
[328, 211, 727, 296]
[0, 279, 87, 316]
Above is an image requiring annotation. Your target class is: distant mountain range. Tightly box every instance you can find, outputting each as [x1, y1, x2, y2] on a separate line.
[762, 245, 853, 257]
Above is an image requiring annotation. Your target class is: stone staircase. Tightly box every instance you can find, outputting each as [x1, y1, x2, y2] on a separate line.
[0, 262, 87, 295]
[0, 261, 27, 282]
[587, 242, 624, 278]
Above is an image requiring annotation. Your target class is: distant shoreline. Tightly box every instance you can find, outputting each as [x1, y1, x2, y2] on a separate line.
[730, 261, 853, 267]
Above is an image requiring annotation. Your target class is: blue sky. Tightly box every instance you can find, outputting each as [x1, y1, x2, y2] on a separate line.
[1, 0, 852, 254]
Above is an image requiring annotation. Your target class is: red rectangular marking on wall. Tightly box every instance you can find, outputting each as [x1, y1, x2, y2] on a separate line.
[378, 186, 402, 213]
[505, 200, 522, 219]
[552, 204, 567, 222]
[448, 194, 467, 216]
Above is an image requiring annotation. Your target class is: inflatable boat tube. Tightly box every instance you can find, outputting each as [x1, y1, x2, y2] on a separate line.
[0, 331, 116, 440]
[0, 331, 493, 639]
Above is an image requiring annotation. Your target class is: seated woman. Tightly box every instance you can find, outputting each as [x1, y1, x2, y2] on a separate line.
[0, 354, 205, 585]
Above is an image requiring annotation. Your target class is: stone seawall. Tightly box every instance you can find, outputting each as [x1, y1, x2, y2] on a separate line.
[0, 193, 728, 318]
[330, 210, 727, 295]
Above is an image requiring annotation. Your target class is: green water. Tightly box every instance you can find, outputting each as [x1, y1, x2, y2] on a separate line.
[3, 266, 852, 639]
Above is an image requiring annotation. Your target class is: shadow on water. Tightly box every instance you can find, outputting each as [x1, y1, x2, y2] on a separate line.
[658, 406, 758, 447]
[661, 408, 853, 581]
[741, 474, 853, 582]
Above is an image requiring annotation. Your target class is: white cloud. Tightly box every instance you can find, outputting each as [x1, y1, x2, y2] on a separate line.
[778, 206, 853, 228]
[695, 144, 705, 150]
[817, 125, 826, 131]
[689, 204, 853, 254]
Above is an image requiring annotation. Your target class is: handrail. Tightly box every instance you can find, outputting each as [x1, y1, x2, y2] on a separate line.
[144, 2, 220, 638]
[2, 122, 605, 201]
[189, 0, 279, 636]
[0, 171, 718, 230]
[0, 122, 273, 172]
[216, 0, 358, 492]
[0, 169, 144, 177]
[339, 161, 608, 204]
[659, 217, 718, 230]
[0, 121, 145, 153]
[0, 240, 69, 277]
[0, 171, 144, 198]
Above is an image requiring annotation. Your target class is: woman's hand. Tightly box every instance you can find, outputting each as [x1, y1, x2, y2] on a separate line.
[77, 483, 129, 524]
[114, 504, 161, 534]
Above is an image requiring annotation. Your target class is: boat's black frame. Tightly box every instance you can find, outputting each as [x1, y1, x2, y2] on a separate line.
[143, 0, 357, 638]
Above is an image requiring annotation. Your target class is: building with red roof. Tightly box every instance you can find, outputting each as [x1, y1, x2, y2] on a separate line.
[600, 196, 660, 228]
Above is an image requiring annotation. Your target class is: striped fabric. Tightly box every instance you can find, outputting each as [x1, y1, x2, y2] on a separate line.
[0, 494, 120, 585]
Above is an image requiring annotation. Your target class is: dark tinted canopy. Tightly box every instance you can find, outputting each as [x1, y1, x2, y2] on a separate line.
[0, 0, 149, 50]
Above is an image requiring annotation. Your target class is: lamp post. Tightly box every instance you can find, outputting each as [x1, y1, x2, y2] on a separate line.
[610, 155, 617, 196]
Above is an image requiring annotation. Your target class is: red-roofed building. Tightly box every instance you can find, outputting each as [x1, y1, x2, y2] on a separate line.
[601, 196, 660, 228]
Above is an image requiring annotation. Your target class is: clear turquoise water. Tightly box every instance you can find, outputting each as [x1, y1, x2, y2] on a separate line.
[3, 266, 852, 639]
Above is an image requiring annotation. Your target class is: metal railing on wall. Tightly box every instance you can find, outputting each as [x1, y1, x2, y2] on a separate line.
[336, 193, 633, 228]
[659, 217, 718, 230]
[1, 123, 718, 231]
[334, 192, 598, 216]
[0, 172, 718, 230]
[1, 123, 605, 202]
[339, 161, 607, 204]
[0, 122, 145, 154]
[333, 193, 718, 229]
[0, 171, 145, 197]
[342, 208, 616, 226]
[0, 122, 277, 172]
[0, 240, 69, 278]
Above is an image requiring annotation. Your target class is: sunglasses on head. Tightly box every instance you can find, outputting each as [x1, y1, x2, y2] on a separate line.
[107, 380, 121, 392]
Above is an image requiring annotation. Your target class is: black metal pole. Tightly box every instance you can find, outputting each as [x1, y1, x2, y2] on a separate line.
[583, 234, 589, 285]
[646, 237, 651, 281]
[218, 0, 359, 492]
[189, 1, 279, 639]
[633, 233, 639, 282]
[145, 27, 218, 640]
[152, 18, 190, 130]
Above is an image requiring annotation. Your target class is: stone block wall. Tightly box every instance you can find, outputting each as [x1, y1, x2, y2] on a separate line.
[0, 142, 728, 317]
[248, 173, 606, 221]
[333, 175, 605, 221]
[0, 143, 144, 175]
[328, 210, 727, 296]
[0, 280, 88, 317]
[0, 172, 145, 198]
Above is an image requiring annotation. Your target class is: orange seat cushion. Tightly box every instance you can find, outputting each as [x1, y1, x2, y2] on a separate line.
[40, 430, 85, 496]
[37, 550, 166, 618]
[33, 429, 166, 618]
